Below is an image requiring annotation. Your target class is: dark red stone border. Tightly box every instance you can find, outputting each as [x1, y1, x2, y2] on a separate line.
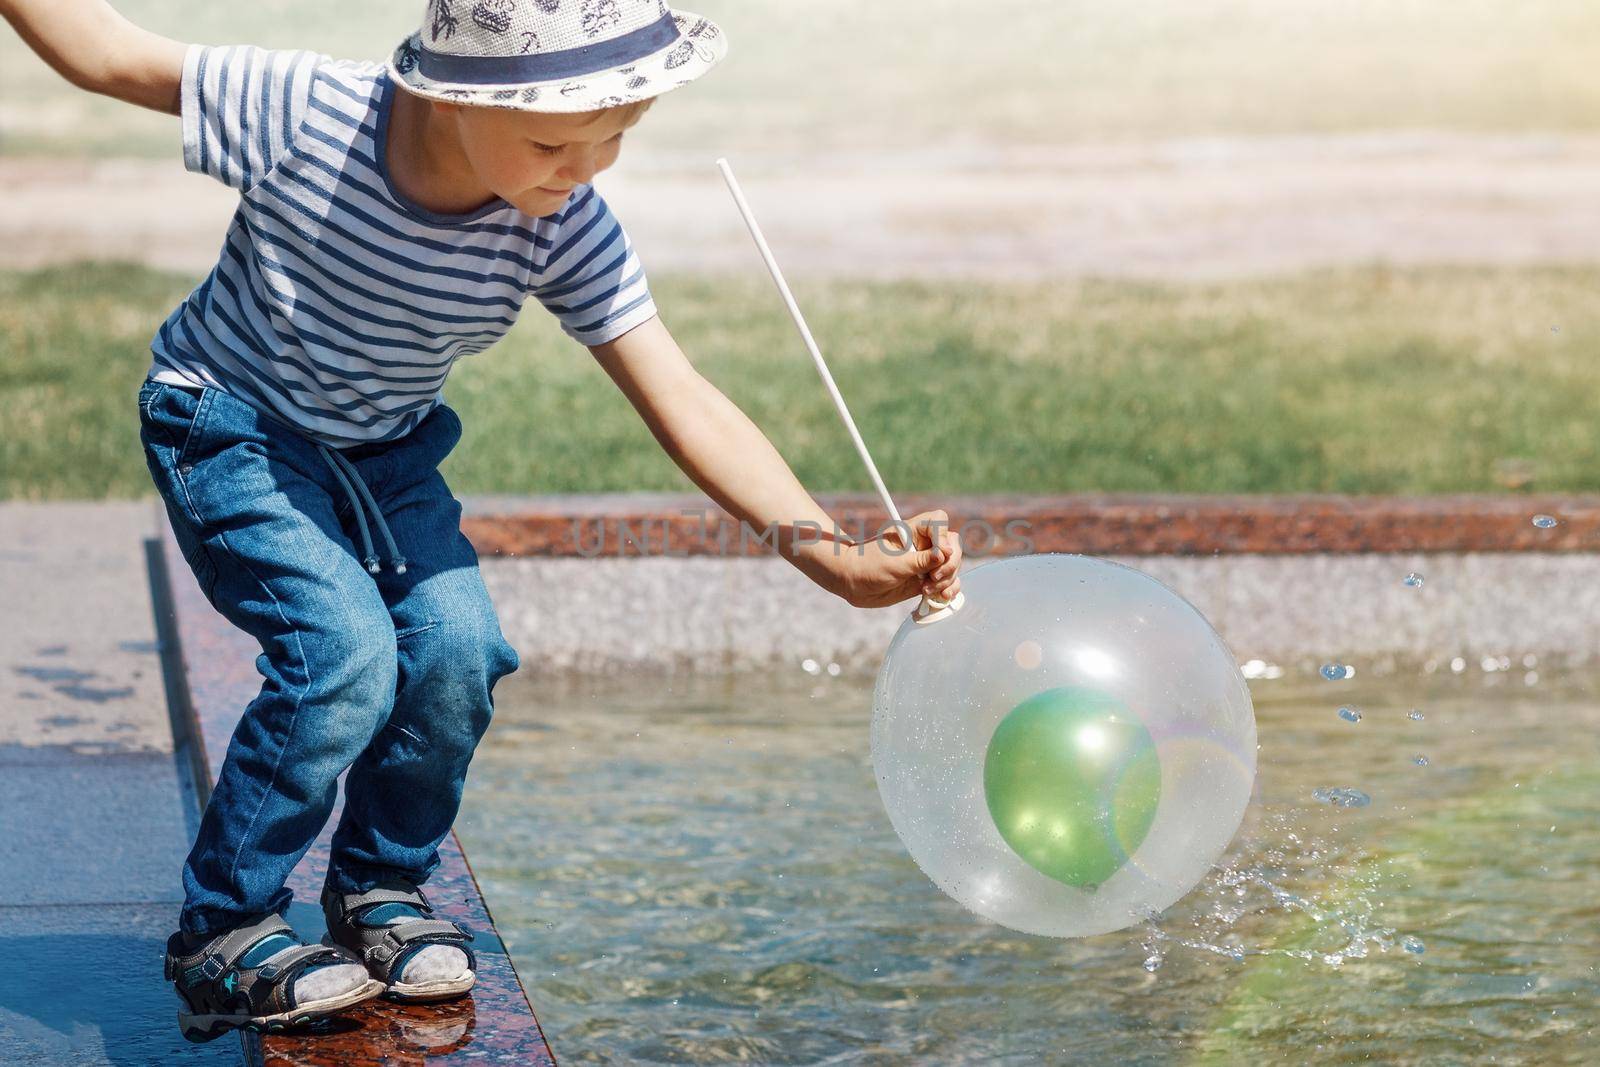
[155, 529, 556, 1067]
[460, 494, 1600, 558]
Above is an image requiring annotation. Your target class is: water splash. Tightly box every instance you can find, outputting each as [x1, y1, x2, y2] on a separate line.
[1313, 787, 1371, 808]
[1413, 754, 1429, 767]
[1401, 936, 1425, 955]
[1407, 710, 1425, 721]
[1402, 572, 1424, 588]
[1320, 663, 1352, 681]
[1337, 706, 1363, 724]
[1532, 514, 1558, 529]
[1137, 846, 1418, 972]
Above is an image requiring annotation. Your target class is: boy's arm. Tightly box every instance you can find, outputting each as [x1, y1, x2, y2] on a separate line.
[1, 0, 185, 114]
[589, 316, 963, 608]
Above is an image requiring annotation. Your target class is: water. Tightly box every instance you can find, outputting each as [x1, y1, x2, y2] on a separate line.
[459, 669, 1600, 1064]
[1320, 663, 1352, 681]
[1312, 786, 1371, 807]
[1532, 514, 1559, 529]
[1403, 572, 1424, 588]
[1337, 705, 1363, 723]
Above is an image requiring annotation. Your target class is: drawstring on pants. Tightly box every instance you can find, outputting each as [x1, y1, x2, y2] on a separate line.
[316, 444, 407, 576]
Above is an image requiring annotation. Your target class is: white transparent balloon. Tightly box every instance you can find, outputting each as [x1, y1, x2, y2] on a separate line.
[871, 553, 1256, 937]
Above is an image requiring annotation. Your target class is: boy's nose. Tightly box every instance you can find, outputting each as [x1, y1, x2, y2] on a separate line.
[559, 146, 600, 185]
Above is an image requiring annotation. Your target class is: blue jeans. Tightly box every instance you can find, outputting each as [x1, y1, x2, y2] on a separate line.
[138, 380, 520, 937]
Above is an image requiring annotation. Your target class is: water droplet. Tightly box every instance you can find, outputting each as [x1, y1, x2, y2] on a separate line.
[1142, 954, 1162, 972]
[1450, 657, 1466, 673]
[801, 658, 821, 675]
[1338, 705, 1363, 723]
[1401, 935, 1425, 955]
[1403, 572, 1424, 588]
[1242, 659, 1284, 680]
[1320, 663, 1351, 681]
[1413, 754, 1429, 766]
[1313, 787, 1371, 808]
[1551, 324, 1561, 333]
[826, 661, 842, 677]
[1525, 670, 1539, 687]
[1532, 514, 1558, 529]
[1408, 709, 1425, 721]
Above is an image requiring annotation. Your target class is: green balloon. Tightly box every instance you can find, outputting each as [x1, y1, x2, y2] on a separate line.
[983, 686, 1162, 888]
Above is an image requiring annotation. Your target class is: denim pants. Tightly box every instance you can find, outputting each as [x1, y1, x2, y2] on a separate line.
[138, 380, 520, 937]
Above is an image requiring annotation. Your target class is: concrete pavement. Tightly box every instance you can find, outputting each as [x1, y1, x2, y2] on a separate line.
[0, 501, 234, 1065]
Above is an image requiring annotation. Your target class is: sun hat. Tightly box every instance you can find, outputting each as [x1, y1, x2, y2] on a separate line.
[389, 0, 726, 113]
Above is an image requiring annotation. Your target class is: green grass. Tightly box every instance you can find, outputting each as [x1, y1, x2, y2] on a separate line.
[2, 261, 1597, 500]
[5, 1, 1600, 159]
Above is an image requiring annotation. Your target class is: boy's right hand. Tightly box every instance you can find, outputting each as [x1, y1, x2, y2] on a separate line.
[827, 509, 964, 611]
[1, 0, 185, 113]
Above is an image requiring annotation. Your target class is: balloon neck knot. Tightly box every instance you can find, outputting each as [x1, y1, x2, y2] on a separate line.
[912, 590, 966, 626]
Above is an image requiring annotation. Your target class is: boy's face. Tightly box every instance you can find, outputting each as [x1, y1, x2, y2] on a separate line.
[442, 100, 650, 217]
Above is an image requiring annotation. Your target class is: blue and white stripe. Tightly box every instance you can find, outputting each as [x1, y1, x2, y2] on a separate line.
[151, 45, 658, 448]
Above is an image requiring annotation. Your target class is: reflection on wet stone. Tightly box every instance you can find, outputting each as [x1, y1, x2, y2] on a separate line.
[51, 683, 135, 703]
[15, 665, 96, 683]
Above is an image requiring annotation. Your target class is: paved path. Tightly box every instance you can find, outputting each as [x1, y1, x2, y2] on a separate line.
[0, 502, 235, 1065]
[4, 133, 1599, 280]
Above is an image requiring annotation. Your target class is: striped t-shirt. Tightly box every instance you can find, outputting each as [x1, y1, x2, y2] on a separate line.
[148, 44, 658, 447]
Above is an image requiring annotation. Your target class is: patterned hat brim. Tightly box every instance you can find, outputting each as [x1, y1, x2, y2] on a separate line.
[387, 11, 726, 113]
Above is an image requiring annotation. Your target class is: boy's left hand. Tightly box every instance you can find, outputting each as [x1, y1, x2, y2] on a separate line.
[829, 509, 963, 610]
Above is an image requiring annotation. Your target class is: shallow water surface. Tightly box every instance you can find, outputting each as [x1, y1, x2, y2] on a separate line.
[458, 667, 1599, 1064]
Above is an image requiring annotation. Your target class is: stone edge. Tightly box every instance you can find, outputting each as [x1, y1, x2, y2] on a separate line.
[459, 494, 1600, 558]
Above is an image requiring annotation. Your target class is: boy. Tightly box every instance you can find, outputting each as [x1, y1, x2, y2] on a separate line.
[2, 0, 964, 1043]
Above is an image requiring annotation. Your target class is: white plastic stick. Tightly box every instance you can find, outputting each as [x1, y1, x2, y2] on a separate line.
[716, 158, 904, 528]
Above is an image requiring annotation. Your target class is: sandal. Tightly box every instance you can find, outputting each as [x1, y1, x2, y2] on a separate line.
[164, 913, 382, 1043]
[321, 880, 477, 1002]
